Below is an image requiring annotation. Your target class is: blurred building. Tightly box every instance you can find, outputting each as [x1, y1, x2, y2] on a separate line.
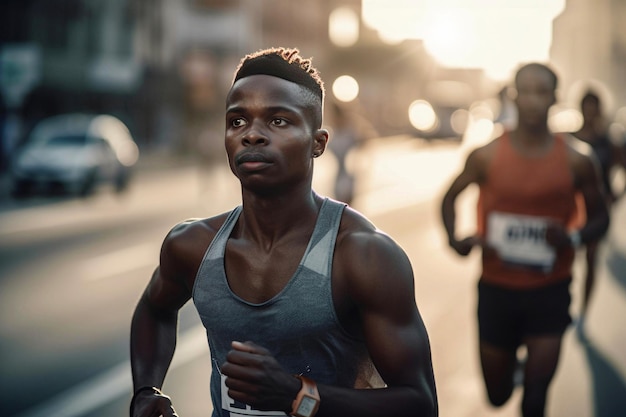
[551, 0, 626, 115]
[1, 0, 489, 171]
[0, 1, 335, 164]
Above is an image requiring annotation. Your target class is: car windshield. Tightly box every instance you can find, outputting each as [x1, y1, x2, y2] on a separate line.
[44, 135, 88, 146]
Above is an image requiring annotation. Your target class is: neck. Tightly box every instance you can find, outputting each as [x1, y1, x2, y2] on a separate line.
[509, 127, 554, 157]
[239, 187, 321, 244]
[513, 123, 551, 144]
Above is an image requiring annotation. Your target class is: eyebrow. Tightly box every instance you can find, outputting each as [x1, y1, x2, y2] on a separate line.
[226, 104, 304, 116]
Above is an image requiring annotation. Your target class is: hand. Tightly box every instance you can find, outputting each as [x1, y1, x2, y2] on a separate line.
[130, 389, 178, 417]
[545, 224, 570, 249]
[221, 341, 300, 412]
[449, 235, 480, 256]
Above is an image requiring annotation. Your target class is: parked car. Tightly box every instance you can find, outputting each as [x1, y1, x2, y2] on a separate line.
[408, 99, 467, 141]
[10, 113, 139, 198]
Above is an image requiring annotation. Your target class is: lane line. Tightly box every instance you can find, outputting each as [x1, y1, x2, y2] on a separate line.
[79, 243, 158, 282]
[13, 325, 208, 417]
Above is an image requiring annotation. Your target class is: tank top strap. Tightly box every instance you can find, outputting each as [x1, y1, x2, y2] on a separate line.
[203, 206, 242, 263]
[300, 198, 346, 277]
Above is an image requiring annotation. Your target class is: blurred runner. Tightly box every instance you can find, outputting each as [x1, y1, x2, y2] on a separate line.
[326, 99, 377, 205]
[441, 63, 610, 417]
[571, 89, 626, 313]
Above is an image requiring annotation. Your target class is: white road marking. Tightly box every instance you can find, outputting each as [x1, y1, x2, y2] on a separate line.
[13, 325, 208, 417]
[79, 243, 158, 281]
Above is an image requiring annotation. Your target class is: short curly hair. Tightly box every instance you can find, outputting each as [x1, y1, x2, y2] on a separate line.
[233, 47, 325, 101]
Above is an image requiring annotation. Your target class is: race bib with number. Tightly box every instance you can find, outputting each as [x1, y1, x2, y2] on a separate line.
[486, 212, 556, 273]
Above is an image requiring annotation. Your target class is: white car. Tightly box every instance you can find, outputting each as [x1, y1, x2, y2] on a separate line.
[10, 113, 139, 197]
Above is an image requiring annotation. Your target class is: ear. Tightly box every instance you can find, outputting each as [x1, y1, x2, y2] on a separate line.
[312, 128, 329, 158]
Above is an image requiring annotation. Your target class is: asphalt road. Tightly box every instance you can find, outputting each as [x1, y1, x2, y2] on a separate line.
[0, 137, 469, 417]
[1, 136, 624, 417]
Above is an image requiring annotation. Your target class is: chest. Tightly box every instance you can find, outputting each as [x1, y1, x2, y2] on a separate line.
[224, 238, 309, 304]
[193, 234, 339, 352]
[486, 147, 573, 205]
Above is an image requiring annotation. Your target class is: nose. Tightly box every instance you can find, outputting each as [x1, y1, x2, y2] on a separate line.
[242, 121, 269, 146]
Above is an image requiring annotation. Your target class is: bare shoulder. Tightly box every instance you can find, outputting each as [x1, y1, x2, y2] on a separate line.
[336, 206, 400, 255]
[476, 135, 503, 163]
[159, 211, 232, 289]
[164, 213, 227, 249]
[457, 137, 499, 182]
[334, 207, 415, 300]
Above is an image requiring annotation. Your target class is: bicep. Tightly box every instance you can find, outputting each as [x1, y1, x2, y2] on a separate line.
[143, 232, 196, 314]
[348, 234, 434, 387]
[143, 266, 190, 314]
[444, 149, 485, 202]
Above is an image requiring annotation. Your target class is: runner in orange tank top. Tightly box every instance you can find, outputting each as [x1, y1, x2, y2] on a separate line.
[441, 63, 609, 417]
[478, 131, 577, 288]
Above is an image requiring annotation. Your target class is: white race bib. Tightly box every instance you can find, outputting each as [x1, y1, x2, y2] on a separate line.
[220, 374, 287, 417]
[487, 212, 556, 272]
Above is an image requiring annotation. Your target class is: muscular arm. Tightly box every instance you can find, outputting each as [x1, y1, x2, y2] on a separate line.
[441, 147, 486, 255]
[130, 267, 190, 390]
[571, 150, 611, 243]
[221, 223, 438, 417]
[317, 229, 438, 417]
[130, 220, 208, 416]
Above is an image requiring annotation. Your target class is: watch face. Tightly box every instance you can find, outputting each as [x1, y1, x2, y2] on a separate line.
[296, 396, 317, 416]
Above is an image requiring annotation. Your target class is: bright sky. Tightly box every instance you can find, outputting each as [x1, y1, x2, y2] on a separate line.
[362, 0, 566, 80]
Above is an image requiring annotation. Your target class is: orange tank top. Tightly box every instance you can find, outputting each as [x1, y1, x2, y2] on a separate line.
[477, 132, 577, 289]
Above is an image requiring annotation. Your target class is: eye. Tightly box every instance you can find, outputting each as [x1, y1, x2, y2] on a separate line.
[271, 118, 288, 127]
[231, 117, 246, 128]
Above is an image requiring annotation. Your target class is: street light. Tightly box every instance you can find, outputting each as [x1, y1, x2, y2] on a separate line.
[332, 75, 359, 102]
[329, 7, 359, 47]
[408, 100, 437, 132]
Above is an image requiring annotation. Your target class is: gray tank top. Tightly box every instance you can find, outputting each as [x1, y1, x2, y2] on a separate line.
[192, 198, 380, 417]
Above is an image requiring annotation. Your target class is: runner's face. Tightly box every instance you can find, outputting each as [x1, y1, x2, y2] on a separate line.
[225, 75, 325, 194]
[514, 68, 556, 128]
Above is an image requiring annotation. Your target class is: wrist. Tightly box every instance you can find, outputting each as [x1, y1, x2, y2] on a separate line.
[133, 386, 161, 396]
[291, 375, 320, 417]
[568, 230, 582, 248]
[130, 386, 162, 417]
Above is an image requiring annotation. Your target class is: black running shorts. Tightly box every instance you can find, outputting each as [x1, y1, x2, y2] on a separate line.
[477, 279, 572, 349]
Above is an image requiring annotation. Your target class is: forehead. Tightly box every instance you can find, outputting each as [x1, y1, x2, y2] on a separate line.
[227, 74, 310, 110]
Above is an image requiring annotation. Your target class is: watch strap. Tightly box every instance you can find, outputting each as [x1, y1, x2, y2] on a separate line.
[291, 375, 320, 417]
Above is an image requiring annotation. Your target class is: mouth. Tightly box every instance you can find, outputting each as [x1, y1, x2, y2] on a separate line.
[236, 152, 270, 164]
[235, 152, 272, 171]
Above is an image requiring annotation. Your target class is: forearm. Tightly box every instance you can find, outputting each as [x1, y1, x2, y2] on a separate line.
[578, 210, 610, 244]
[441, 196, 457, 243]
[130, 295, 179, 390]
[316, 384, 437, 417]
